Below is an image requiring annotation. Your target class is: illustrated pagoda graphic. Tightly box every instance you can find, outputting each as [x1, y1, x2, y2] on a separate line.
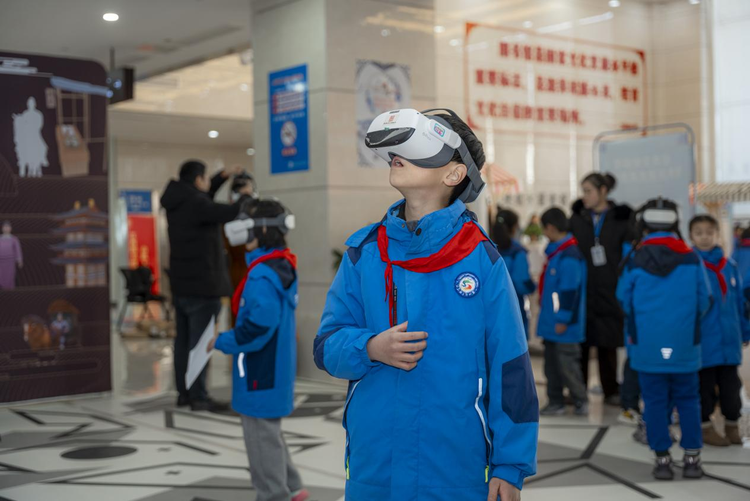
[50, 199, 109, 287]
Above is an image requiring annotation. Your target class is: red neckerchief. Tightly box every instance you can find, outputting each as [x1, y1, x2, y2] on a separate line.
[377, 222, 488, 327]
[231, 249, 297, 317]
[703, 257, 728, 297]
[538, 237, 578, 305]
[741, 238, 750, 247]
[640, 236, 692, 254]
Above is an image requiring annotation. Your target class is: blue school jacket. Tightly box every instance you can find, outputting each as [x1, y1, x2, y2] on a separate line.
[215, 247, 298, 418]
[499, 240, 536, 336]
[696, 247, 750, 368]
[536, 234, 587, 344]
[313, 199, 539, 501]
[617, 233, 711, 374]
[732, 239, 750, 305]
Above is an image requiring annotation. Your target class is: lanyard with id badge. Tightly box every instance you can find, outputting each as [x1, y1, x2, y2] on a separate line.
[591, 211, 607, 266]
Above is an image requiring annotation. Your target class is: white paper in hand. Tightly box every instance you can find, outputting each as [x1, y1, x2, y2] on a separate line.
[186, 316, 216, 390]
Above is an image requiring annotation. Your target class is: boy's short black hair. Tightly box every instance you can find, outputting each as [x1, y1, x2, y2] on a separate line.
[432, 113, 485, 204]
[742, 227, 750, 240]
[244, 199, 287, 249]
[179, 160, 207, 184]
[689, 214, 719, 233]
[541, 207, 568, 232]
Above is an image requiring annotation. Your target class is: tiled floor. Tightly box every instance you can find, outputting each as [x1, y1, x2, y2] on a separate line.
[1, 336, 749, 501]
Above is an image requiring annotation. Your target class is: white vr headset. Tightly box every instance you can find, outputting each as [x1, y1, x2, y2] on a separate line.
[365, 108, 485, 204]
[224, 212, 296, 247]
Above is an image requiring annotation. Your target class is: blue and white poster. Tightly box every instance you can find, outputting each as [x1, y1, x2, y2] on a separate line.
[120, 190, 152, 214]
[269, 64, 309, 175]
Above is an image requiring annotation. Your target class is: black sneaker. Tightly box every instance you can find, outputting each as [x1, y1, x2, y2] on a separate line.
[177, 395, 190, 407]
[604, 395, 621, 407]
[682, 454, 704, 479]
[653, 455, 674, 480]
[190, 398, 230, 412]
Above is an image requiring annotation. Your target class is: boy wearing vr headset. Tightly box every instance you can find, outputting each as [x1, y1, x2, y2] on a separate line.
[208, 199, 309, 501]
[617, 198, 711, 481]
[314, 109, 538, 501]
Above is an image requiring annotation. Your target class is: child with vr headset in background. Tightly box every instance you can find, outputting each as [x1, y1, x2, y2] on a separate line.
[617, 198, 711, 481]
[208, 199, 309, 501]
[314, 109, 538, 501]
[688, 215, 750, 447]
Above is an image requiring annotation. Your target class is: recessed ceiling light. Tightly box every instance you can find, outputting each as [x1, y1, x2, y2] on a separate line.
[240, 83, 250, 92]
[608, 0, 620, 7]
[522, 21, 533, 28]
[381, 29, 391, 37]
[449, 39, 461, 47]
[688, 0, 700, 4]
[246, 148, 256, 156]
[103, 13, 119, 22]
[208, 130, 219, 139]
[434, 26, 445, 33]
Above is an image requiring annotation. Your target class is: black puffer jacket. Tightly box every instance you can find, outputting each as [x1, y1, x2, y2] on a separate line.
[160, 173, 241, 298]
[569, 199, 634, 348]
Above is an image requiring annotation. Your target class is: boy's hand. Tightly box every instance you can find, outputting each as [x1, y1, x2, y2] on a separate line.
[554, 323, 568, 335]
[366, 321, 428, 371]
[487, 478, 520, 501]
[207, 334, 219, 353]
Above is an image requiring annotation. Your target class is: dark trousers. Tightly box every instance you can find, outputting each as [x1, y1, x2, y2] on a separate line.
[173, 296, 222, 402]
[639, 372, 702, 453]
[699, 365, 743, 423]
[544, 341, 588, 406]
[581, 341, 620, 398]
[621, 357, 641, 411]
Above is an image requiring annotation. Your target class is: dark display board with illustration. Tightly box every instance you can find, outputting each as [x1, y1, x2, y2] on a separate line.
[0, 52, 111, 403]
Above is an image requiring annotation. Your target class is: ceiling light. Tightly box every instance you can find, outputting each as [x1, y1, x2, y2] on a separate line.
[103, 13, 119, 22]
[240, 83, 249, 92]
[688, 0, 700, 4]
[449, 39, 461, 47]
[522, 21, 533, 28]
[381, 29, 391, 37]
[208, 130, 219, 139]
[246, 148, 256, 156]
[608, 0, 620, 7]
[434, 26, 445, 33]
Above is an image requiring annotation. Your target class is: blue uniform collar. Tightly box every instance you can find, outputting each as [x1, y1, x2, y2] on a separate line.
[695, 246, 724, 264]
[384, 198, 469, 255]
[245, 247, 283, 266]
[642, 231, 678, 242]
[545, 233, 574, 256]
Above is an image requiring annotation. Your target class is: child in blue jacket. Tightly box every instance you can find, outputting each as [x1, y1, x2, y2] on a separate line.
[690, 215, 750, 447]
[492, 208, 536, 337]
[617, 199, 711, 481]
[314, 109, 538, 501]
[209, 199, 309, 501]
[537, 208, 589, 417]
[733, 227, 750, 305]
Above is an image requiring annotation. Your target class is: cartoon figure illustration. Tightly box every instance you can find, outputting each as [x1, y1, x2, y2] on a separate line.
[0, 220, 23, 290]
[13, 96, 49, 177]
[22, 315, 52, 351]
[50, 312, 71, 350]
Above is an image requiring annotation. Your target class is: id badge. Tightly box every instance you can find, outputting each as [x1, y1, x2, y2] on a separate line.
[591, 244, 607, 266]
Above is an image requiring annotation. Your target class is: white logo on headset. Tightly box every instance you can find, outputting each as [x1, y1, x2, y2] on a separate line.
[661, 348, 673, 360]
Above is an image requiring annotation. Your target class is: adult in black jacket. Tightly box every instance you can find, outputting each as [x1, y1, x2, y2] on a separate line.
[161, 160, 252, 411]
[570, 172, 634, 406]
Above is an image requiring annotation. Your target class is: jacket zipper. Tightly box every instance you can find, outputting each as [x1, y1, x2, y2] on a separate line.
[474, 377, 492, 482]
[392, 284, 398, 325]
[343, 380, 361, 479]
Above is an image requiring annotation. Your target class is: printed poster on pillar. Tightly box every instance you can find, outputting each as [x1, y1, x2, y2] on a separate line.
[0, 52, 111, 403]
[356, 60, 411, 167]
[269, 64, 309, 175]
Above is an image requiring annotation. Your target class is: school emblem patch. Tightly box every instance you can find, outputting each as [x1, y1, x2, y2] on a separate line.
[455, 272, 480, 298]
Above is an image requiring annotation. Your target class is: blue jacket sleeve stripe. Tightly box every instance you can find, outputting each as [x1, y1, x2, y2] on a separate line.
[501, 351, 539, 424]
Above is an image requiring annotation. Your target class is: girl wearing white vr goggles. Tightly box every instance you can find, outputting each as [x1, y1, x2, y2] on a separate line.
[365, 108, 486, 207]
